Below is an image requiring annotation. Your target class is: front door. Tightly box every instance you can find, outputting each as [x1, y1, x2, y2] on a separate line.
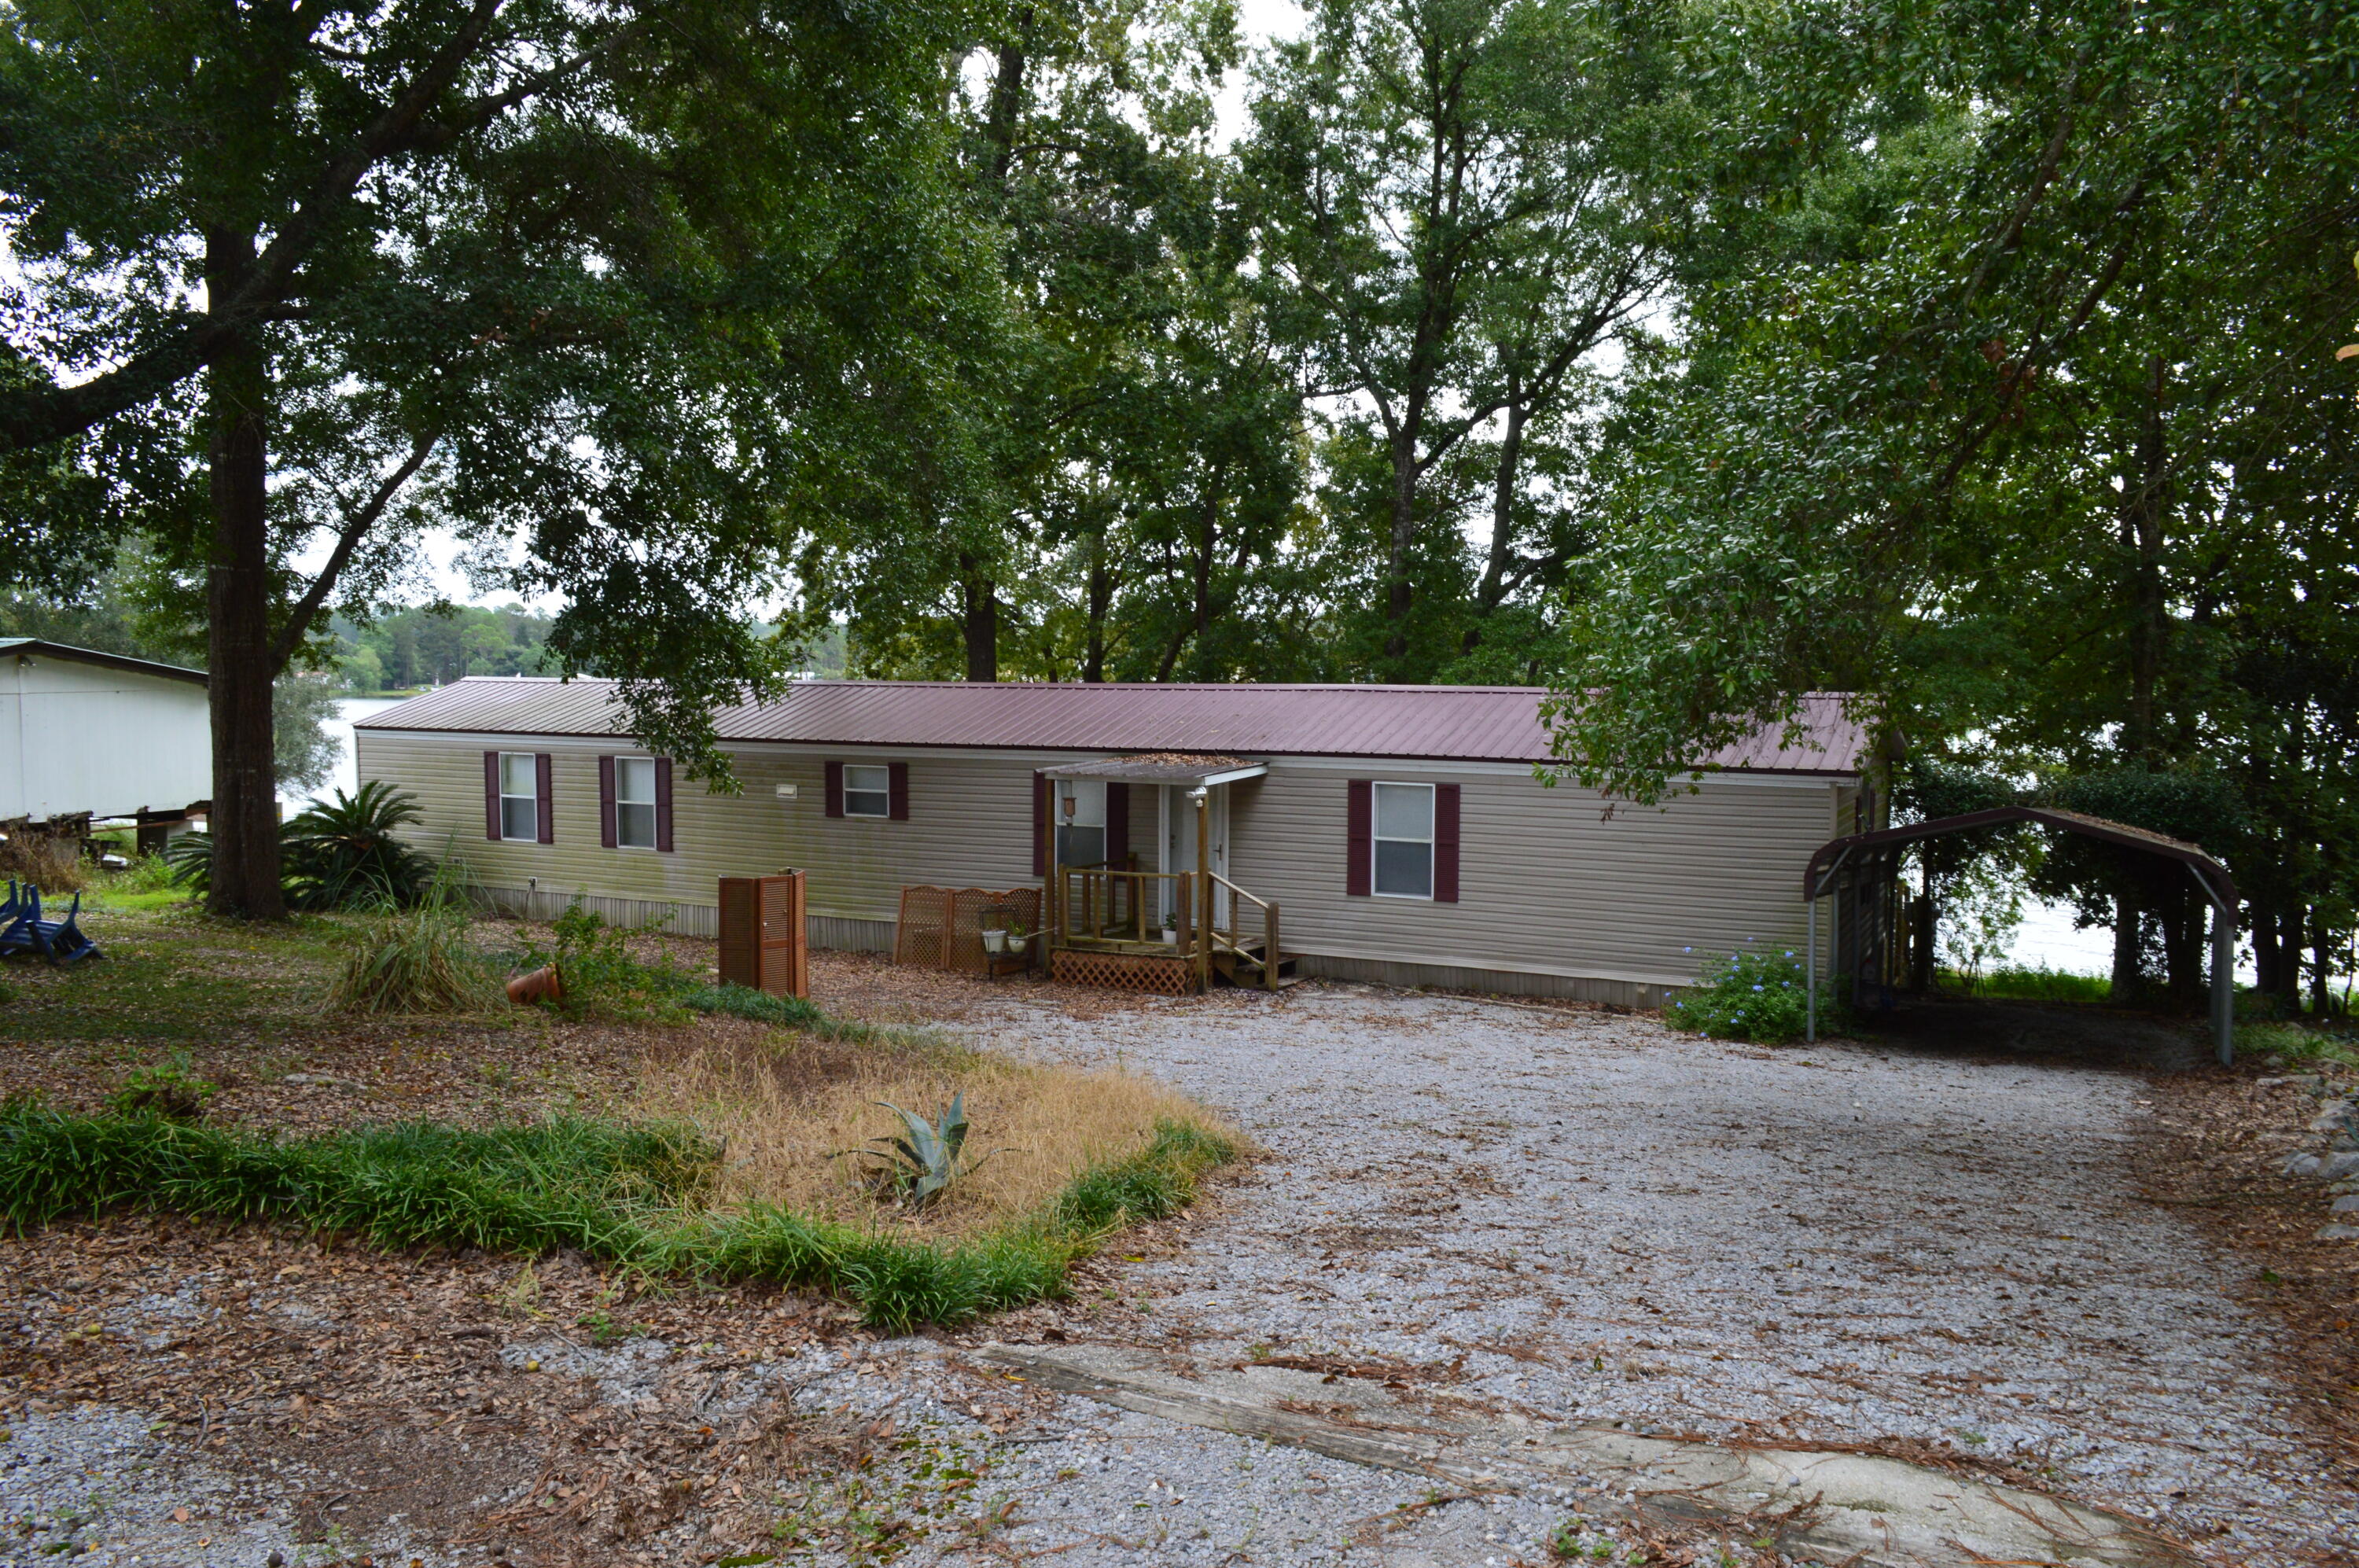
[1160, 784, 1229, 928]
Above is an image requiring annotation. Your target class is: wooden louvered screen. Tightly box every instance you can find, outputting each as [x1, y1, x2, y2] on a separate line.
[718, 871, 808, 999]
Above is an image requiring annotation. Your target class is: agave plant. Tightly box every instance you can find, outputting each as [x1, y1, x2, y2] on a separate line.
[840, 1092, 994, 1211]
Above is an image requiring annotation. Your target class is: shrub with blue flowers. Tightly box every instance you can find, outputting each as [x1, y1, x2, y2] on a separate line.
[1665, 944, 1824, 1043]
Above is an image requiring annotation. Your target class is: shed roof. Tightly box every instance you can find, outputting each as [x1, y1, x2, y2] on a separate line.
[0, 638, 208, 687]
[358, 677, 1866, 776]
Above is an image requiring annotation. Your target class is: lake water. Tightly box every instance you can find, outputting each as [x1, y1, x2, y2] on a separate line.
[290, 696, 407, 815]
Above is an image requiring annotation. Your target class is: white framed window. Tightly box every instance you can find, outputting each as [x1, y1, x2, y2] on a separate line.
[615, 756, 657, 848]
[1056, 778, 1107, 867]
[842, 763, 892, 819]
[499, 753, 539, 842]
[1371, 782, 1434, 899]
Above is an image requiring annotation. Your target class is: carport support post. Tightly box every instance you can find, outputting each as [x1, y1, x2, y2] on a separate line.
[1806, 893, 1817, 1043]
[2212, 897, 2234, 1067]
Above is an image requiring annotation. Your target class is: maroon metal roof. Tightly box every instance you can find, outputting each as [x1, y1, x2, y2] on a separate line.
[358, 677, 1866, 775]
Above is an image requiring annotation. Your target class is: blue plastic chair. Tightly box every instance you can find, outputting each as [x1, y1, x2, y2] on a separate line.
[28, 891, 98, 964]
[0, 881, 39, 957]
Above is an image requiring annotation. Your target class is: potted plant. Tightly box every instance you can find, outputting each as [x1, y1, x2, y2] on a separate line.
[981, 925, 1010, 955]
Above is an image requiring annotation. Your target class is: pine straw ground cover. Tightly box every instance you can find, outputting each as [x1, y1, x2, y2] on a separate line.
[0, 897, 1246, 1558]
[2133, 1052, 2359, 1487]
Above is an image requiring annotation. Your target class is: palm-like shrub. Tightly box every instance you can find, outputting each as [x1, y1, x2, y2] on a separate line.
[167, 782, 432, 911]
[282, 782, 431, 910]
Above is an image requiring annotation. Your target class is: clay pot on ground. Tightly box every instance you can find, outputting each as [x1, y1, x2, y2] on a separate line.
[506, 964, 564, 1007]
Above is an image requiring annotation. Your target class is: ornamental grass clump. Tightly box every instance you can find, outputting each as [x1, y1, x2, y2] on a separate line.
[327, 871, 500, 1016]
[1665, 945, 1820, 1043]
[0, 1100, 1237, 1333]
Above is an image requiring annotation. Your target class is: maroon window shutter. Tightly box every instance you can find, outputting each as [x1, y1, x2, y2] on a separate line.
[1434, 783, 1461, 903]
[1033, 771, 1050, 875]
[655, 757, 675, 852]
[1345, 779, 1372, 896]
[598, 756, 617, 848]
[1106, 782, 1130, 867]
[888, 761, 910, 820]
[535, 753, 554, 844]
[824, 760, 845, 819]
[484, 751, 501, 841]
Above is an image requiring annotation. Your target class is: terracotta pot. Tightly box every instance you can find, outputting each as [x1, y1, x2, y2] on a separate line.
[506, 964, 565, 1007]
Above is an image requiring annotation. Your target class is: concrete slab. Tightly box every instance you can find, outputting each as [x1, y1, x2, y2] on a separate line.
[977, 1342, 2206, 1568]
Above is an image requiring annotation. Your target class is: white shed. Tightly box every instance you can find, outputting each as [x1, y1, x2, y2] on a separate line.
[0, 639, 212, 820]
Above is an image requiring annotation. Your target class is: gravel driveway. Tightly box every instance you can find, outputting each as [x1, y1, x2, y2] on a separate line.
[901, 982, 2350, 1566]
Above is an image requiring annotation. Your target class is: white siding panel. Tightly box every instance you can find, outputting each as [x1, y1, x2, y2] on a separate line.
[0, 655, 210, 819]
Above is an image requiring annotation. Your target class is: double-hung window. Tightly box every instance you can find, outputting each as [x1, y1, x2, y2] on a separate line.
[614, 757, 657, 848]
[841, 764, 892, 819]
[1055, 778, 1107, 868]
[499, 753, 539, 842]
[1371, 782, 1434, 899]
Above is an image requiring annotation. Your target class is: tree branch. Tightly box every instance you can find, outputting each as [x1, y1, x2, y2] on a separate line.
[269, 430, 440, 674]
[0, 0, 638, 455]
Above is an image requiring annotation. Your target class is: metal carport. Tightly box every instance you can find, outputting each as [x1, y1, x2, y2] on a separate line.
[1802, 806, 2239, 1064]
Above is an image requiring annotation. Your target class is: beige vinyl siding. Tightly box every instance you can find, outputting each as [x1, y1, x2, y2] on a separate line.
[358, 734, 1049, 932]
[361, 731, 1848, 990]
[1226, 761, 1840, 988]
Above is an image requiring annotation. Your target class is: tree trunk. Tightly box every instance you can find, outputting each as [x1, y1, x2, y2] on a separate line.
[204, 226, 285, 920]
[1189, 469, 1221, 680]
[2310, 923, 2334, 1019]
[1383, 429, 1418, 662]
[959, 561, 997, 683]
[2122, 353, 2168, 760]
[2110, 889, 2144, 1006]
[1476, 389, 1525, 610]
[1082, 526, 1110, 683]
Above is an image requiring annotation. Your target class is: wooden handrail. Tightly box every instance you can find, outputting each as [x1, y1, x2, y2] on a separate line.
[1208, 871, 1268, 913]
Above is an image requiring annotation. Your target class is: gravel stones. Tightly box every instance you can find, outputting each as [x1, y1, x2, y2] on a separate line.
[917, 984, 2352, 1566]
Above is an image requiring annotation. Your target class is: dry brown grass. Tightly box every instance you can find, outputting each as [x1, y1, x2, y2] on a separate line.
[637, 1029, 1228, 1239]
[0, 831, 90, 893]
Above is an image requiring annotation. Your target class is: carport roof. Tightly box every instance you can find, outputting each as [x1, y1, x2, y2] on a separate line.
[359, 677, 1867, 775]
[1805, 805, 2236, 907]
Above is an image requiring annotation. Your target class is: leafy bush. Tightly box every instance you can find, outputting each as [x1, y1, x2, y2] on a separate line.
[105, 852, 182, 895]
[1665, 946, 1820, 1043]
[166, 782, 433, 911]
[516, 900, 696, 1021]
[327, 875, 502, 1016]
[0, 1102, 1237, 1332]
[106, 1052, 218, 1121]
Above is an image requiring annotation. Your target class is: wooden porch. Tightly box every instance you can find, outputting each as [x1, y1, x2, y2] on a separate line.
[1041, 754, 1293, 995]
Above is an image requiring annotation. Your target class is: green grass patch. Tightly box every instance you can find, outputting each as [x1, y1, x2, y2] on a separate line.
[0, 905, 354, 1045]
[677, 982, 826, 1028]
[1942, 963, 2114, 1003]
[2236, 1020, 2359, 1070]
[0, 1102, 1237, 1332]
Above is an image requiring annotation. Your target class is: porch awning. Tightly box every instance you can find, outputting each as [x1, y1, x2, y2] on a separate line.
[1038, 753, 1268, 787]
